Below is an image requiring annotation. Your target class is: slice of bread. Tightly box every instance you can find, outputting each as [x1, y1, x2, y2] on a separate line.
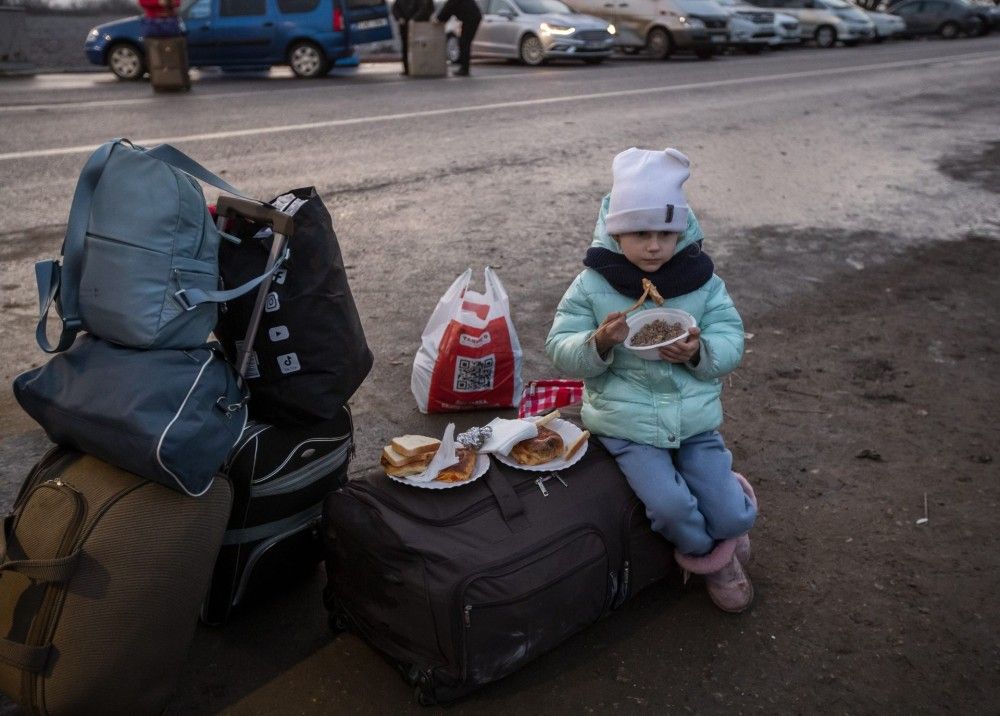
[563, 430, 590, 461]
[381, 450, 434, 478]
[382, 444, 425, 468]
[391, 434, 441, 458]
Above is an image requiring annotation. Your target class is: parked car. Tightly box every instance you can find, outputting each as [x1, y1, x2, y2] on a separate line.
[452, 0, 615, 65]
[85, 0, 393, 80]
[771, 10, 804, 42]
[715, 0, 779, 51]
[864, 5, 907, 38]
[743, 0, 875, 46]
[564, 0, 729, 59]
[889, 0, 997, 35]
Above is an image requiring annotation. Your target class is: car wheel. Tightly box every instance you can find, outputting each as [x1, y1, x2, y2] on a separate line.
[966, 15, 986, 36]
[107, 42, 145, 81]
[814, 24, 837, 48]
[288, 41, 330, 78]
[938, 20, 960, 38]
[446, 33, 461, 64]
[519, 34, 545, 66]
[646, 27, 673, 60]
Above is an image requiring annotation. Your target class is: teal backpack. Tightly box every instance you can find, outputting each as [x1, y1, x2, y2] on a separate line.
[35, 139, 284, 353]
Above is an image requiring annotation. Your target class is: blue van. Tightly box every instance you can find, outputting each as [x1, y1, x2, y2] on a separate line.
[85, 0, 393, 79]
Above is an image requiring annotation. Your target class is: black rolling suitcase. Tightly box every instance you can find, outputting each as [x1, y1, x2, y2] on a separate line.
[200, 197, 357, 625]
[201, 407, 354, 625]
[321, 438, 675, 704]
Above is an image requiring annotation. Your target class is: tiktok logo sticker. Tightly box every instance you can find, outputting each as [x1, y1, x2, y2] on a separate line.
[277, 352, 301, 374]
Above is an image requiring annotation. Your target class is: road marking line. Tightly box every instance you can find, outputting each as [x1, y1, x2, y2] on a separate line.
[2, 50, 998, 162]
[0, 67, 565, 114]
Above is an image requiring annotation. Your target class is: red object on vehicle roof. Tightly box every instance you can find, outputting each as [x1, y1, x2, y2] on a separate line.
[138, 0, 180, 18]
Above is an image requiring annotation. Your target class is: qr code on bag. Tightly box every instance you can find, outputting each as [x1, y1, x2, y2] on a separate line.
[454, 355, 495, 392]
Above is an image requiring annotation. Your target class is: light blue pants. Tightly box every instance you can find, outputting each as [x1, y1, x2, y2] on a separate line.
[601, 431, 757, 556]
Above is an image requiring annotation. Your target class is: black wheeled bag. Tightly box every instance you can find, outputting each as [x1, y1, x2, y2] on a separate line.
[0, 447, 231, 715]
[214, 187, 374, 426]
[321, 438, 675, 704]
[201, 405, 354, 626]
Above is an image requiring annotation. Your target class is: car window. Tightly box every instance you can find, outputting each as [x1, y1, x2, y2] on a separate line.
[277, 0, 319, 10]
[220, 0, 267, 16]
[514, 0, 572, 12]
[922, 0, 946, 9]
[184, 0, 212, 18]
[487, 0, 514, 12]
[893, 1, 921, 12]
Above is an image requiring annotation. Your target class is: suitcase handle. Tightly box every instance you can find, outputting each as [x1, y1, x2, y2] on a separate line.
[0, 517, 82, 584]
[216, 196, 294, 237]
[0, 636, 51, 672]
[483, 465, 530, 533]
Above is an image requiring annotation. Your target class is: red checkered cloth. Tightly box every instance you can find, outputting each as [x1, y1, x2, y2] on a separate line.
[518, 379, 584, 418]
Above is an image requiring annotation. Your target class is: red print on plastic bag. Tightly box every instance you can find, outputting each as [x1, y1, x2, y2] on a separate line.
[411, 268, 523, 414]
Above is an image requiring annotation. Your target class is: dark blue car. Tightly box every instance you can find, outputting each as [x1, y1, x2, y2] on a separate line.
[85, 0, 393, 79]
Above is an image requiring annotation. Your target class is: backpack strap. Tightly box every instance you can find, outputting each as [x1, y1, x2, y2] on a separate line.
[34, 139, 118, 353]
[144, 143, 253, 199]
[171, 247, 290, 311]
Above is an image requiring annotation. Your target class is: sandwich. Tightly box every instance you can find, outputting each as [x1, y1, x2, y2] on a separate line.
[380, 444, 435, 478]
[510, 425, 565, 466]
[381, 434, 476, 483]
[391, 434, 441, 459]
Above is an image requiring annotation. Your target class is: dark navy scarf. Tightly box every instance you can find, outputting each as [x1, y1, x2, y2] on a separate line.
[583, 241, 715, 300]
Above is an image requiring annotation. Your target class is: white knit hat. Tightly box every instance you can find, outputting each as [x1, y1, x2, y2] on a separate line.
[605, 147, 690, 235]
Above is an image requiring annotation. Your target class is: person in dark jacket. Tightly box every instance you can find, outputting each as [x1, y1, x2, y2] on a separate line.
[393, 0, 433, 75]
[434, 0, 482, 76]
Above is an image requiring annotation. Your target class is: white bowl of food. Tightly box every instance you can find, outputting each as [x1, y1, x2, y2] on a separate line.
[624, 308, 697, 361]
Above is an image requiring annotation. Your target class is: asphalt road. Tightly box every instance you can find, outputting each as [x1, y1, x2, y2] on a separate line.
[1, 38, 999, 713]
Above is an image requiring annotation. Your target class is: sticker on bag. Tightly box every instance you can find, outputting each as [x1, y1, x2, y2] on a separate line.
[411, 267, 524, 414]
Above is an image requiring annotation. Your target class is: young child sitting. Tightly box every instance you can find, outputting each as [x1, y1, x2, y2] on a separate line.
[545, 147, 758, 612]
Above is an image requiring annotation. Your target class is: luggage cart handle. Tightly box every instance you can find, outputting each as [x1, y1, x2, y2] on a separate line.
[216, 196, 294, 237]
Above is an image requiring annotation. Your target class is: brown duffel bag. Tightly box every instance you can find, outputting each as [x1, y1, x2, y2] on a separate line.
[0, 447, 231, 715]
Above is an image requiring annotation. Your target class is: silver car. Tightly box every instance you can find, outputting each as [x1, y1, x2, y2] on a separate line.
[459, 0, 616, 65]
[744, 0, 875, 46]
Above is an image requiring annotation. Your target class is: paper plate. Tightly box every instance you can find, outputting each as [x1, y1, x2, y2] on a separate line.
[494, 419, 589, 472]
[386, 453, 490, 490]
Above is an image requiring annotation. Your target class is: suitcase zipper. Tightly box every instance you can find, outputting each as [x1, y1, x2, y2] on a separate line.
[614, 498, 643, 608]
[461, 550, 608, 629]
[452, 525, 608, 681]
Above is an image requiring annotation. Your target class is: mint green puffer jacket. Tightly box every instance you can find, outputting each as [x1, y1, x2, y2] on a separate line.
[545, 195, 744, 449]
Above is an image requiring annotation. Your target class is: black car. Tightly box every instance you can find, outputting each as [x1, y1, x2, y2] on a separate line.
[886, 0, 997, 36]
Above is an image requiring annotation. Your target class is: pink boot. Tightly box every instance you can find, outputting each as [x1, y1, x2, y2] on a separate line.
[733, 473, 758, 566]
[675, 539, 754, 613]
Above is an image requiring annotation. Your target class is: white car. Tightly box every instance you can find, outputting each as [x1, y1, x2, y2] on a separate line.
[864, 8, 906, 39]
[716, 0, 801, 49]
[771, 11, 803, 44]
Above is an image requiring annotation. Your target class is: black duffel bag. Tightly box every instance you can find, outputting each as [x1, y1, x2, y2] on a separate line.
[321, 438, 676, 704]
[215, 187, 373, 425]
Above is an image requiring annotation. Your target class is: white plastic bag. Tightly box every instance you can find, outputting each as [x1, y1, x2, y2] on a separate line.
[411, 267, 524, 414]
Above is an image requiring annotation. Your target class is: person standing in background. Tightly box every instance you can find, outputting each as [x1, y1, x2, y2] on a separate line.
[433, 0, 481, 76]
[393, 0, 434, 75]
